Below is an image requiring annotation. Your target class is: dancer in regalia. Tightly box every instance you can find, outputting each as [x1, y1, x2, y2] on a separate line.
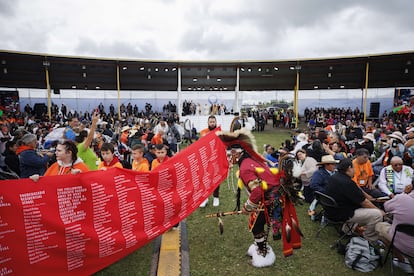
[216, 129, 302, 267]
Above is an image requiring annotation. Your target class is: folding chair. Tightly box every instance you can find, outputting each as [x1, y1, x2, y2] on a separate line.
[314, 191, 355, 249]
[383, 223, 414, 275]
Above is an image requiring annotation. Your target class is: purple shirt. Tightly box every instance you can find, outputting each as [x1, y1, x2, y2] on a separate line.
[384, 191, 414, 256]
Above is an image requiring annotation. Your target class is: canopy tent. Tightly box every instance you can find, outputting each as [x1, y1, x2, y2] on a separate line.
[0, 50, 413, 124]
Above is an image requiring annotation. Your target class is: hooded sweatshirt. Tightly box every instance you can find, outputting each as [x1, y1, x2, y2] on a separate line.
[44, 158, 89, 176]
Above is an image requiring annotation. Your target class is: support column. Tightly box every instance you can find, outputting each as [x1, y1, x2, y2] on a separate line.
[235, 67, 240, 114]
[44, 61, 51, 120]
[116, 64, 121, 120]
[363, 61, 369, 123]
[177, 67, 182, 119]
[294, 69, 300, 128]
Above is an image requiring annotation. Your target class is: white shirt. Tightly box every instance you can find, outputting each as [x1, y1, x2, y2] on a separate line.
[378, 165, 413, 195]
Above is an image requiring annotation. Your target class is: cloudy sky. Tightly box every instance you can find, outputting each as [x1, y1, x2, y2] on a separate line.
[0, 0, 413, 61]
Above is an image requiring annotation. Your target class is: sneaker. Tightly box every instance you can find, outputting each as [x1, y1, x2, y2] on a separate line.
[213, 197, 220, 207]
[393, 258, 414, 273]
[199, 198, 208, 208]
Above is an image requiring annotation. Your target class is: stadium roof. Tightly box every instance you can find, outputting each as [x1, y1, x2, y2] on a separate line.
[0, 50, 413, 92]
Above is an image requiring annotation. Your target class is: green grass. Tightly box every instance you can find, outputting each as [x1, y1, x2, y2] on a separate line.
[97, 126, 405, 275]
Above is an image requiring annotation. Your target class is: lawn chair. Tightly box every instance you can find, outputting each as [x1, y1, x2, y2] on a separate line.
[314, 191, 355, 249]
[383, 223, 414, 275]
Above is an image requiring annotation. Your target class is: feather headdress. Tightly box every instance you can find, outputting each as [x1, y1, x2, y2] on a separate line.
[216, 128, 266, 163]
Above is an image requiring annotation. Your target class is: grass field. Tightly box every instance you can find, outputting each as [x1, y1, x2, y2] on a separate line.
[96, 126, 405, 276]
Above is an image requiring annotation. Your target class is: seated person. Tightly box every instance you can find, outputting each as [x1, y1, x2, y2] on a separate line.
[325, 158, 384, 243]
[98, 142, 123, 170]
[308, 155, 338, 220]
[263, 144, 278, 167]
[375, 184, 414, 273]
[377, 156, 413, 198]
[352, 148, 384, 198]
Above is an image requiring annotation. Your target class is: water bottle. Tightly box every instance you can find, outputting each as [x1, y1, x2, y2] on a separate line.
[320, 215, 327, 226]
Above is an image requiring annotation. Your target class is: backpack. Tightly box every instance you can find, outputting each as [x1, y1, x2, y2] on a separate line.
[344, 236, 380, 272]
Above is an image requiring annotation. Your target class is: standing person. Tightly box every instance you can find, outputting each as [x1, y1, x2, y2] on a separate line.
[325, 158, 384, 243]
[151, 144, 169, 170]
[199, 115, 221, 207]
[165, 118, 181, 155]
[18, 133, 53, 178]
[131, 144, 150, 172]
[64, 116, 80, 141]
[98, 142, 123, 170]
[216, 129, 302, 267]
[30, 140, 89, 180]
[76, 112, 99, 170]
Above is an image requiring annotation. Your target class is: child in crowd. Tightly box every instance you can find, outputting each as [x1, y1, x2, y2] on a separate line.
[131, 144, 150, 172]
[98, 142, 123, 170]
[151, 144, 169, 170]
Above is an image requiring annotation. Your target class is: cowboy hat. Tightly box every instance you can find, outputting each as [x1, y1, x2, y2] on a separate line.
[296, 133, 308, 142]
[362, 133, 375, 143]
[317, 155, 339, 166]
[388, 131, 406, 143]
[121, 126, 131, 132]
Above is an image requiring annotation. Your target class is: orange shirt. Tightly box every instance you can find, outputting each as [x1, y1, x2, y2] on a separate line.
[120, 132, 129, 144]
[151, 157, 169, 170]
[98, 160, 123, 170]
[200, 128, 210, 137]
[151, 134, 163, 145]
[352, 159, 374, 187]
[132, 158, 150, 172]
[44, 161, 89, 176]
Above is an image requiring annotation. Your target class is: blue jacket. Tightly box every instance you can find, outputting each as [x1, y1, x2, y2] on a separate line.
[310, 167, 333, 193]
[19, 149, 50, 178]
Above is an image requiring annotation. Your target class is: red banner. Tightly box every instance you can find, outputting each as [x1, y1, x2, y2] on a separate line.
[0, 130, 228, 275]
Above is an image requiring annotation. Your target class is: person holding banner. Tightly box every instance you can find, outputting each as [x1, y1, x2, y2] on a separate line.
[199, 115, 221, 207]
[30, 140, 89, 181]
[18, 133, 54, 178]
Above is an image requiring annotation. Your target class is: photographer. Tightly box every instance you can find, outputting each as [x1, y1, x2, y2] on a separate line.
[0, 124, 12, 154]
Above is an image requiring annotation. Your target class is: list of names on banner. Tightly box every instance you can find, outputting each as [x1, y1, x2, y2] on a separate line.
[20, 191, 57, 265]
[114, 174, 138, 249]
[158, 168, 174, 228]
[57, 186, 89, 271]
[0, 195, 14, 275]
[91, 183, 121, 258]
[187, 152, 202, 206]
[173, 162, 191, 217]
[136, 173, 159, 239]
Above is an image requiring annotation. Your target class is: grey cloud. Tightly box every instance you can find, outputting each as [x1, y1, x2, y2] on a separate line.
[75, 37, 164, 59]
[0, 0, 19, 17]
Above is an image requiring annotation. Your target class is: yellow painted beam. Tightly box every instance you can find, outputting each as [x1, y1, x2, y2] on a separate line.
[157, 227, 181, 276]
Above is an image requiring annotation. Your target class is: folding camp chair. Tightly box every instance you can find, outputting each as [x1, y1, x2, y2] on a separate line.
[383, 223, 414, 275]
[314, 191, 356, 249]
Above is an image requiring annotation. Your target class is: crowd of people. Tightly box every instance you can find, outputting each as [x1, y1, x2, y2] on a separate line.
[259, 105, 414, 272]
[0, 101, 187, 180]
[1, 101, 414, 272]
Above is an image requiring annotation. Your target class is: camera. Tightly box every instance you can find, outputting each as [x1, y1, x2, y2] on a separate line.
[391, 140, 398, 148]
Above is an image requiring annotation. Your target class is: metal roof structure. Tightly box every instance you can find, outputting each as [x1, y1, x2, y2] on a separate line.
[0, 50, 413, 92]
